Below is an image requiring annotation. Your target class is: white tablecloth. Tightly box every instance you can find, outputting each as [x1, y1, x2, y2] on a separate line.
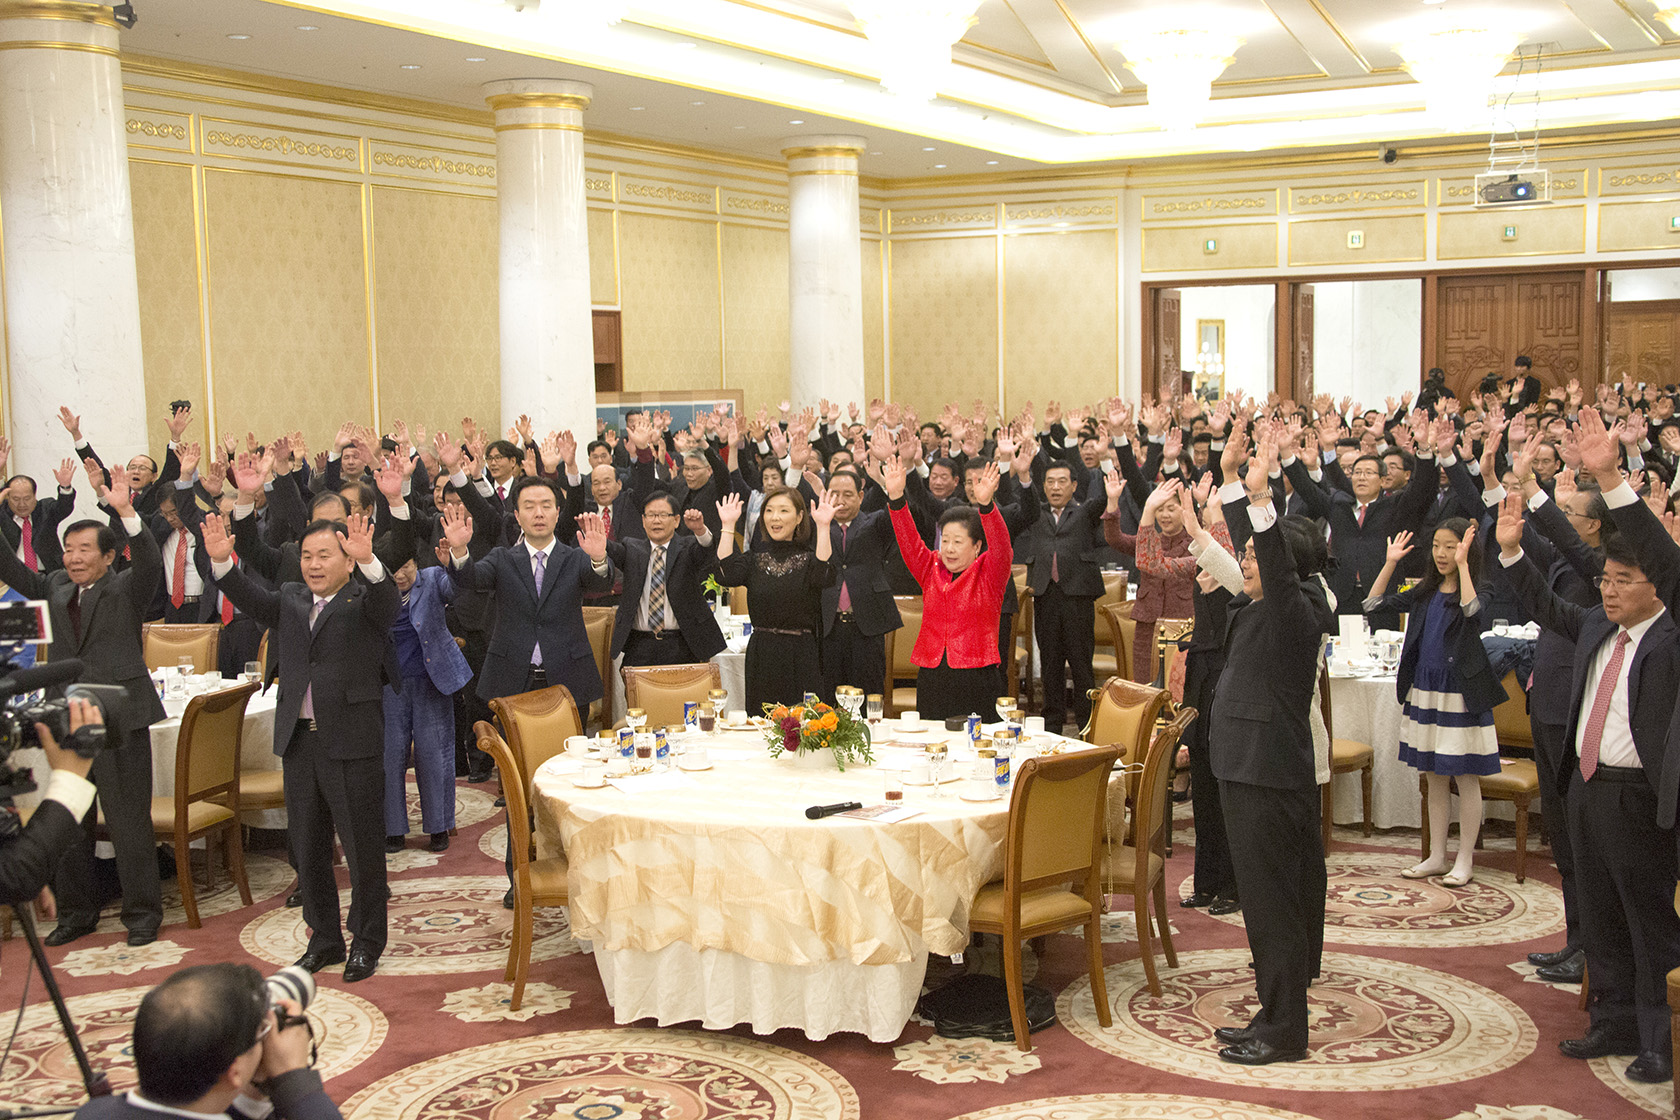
[532, 725, 1084, 1041]
[607, 647, 746, 726]
[1329, 674, 1519, 830]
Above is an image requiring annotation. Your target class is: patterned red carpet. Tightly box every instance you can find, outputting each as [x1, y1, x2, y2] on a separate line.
[0, 781, 1665, 1120]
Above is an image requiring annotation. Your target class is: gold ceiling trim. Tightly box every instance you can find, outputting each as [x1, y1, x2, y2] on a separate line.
[485, 91, 591, 113]
[963, 0, 1056, 73]
[721, 0, 864, 39]
[1611, 0, 1676, 46]
[782, 144, 864, 160]
[1256, 0, 1333, 80]
[0, 0, 115, 28]
[492, 121, 584, 133]
[1049, 0, 1123, 94]
[0, 37, 116, 55]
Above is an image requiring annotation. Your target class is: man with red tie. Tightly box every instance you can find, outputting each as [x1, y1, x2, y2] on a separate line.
[0, 438, 78, 574]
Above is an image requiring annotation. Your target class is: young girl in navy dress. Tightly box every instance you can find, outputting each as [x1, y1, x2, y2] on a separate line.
[1365, 516, 1504, 886]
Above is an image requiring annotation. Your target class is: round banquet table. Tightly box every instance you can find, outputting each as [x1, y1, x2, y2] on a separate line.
[531, 726, 1082, 1042]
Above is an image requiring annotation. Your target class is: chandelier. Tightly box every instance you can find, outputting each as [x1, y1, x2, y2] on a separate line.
[1115, 27, 1244, 131]
[1395, 26, 1518, 123]
[1655, 6, 1680, 34]
[846, 1, 984, 101]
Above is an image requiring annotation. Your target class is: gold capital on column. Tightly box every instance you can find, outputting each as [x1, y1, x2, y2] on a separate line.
[486, 91, 592, 113]
[0, 0, 118, 27]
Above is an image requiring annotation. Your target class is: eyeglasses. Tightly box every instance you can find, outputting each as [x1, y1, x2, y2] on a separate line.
[1594, 575, 1651, 591]
[642, 511, 676, 520]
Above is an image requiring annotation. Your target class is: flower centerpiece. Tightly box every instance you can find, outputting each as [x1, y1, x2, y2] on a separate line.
[763, 695, 874, 771]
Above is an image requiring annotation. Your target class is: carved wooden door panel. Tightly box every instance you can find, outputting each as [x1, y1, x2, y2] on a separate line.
[1155, 288, 1181, 400]
[1606, 300, 1680, 385]
[1514, 273, 1584, 392]
[1293, 284, 1315, 404]
[1438, 277, 1505, 400]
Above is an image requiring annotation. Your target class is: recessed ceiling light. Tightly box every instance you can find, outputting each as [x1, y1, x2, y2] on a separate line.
[734, 124, 747, 129]
[690, 100, 705, 106]
[788, 119, 804, 125]
[296, 25, 319, 31]
[629, 105, 645, 111]
[226, 33, 250, 40]
[400, 64, 421, 70]
[465, 56, 487, 63]
[922, 146, 936, 151]
[933, 163, 947, 169]
[986, 160, 999, 165]
[869, 151, 882, 155]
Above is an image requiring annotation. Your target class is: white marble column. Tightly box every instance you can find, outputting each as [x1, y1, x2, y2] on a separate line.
[0, 1, 148, 482]
[485, 79, 596, 450]
[784, 136, 866, 409]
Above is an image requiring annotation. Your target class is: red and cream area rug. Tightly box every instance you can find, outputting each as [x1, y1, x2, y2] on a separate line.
[0, 780, 1662, 1120]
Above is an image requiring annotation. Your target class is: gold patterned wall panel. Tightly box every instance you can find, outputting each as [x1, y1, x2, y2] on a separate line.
[1288, 214, 1426, 267]
[588, 207, 618, 305]
[720, 223, 789, 409]
[618, 212, 721, 391]
[889, 237, 998, 419]
[204, 170, 371, 452]
[1003, 230, 1117, 416]
[129, 159, 206, 442]
[861, 240, 884, 406]
[1141, 223, 1278, 272]
[1437, 206, 1586, 260]
[370, 186, 499, 439]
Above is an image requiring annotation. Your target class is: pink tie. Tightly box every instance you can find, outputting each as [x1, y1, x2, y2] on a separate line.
[19, 518, 36, 572]
[1578, 631, 1631, 781]
[1357, 504, 1367, 527]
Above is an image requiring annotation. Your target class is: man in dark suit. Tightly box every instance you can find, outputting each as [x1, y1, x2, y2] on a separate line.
[818, 468, 901, 698]
[1495, 414, 1680, 1084]
[0, 701, 99, 910]
[1019, 461, 1108, 733]
[62, 402, 185, 522]
[204, 509, 397, 982]
[608, 490, 724, 669]
[1207, 436, 1336, 1065]
[0, 453, 78, 573]
[442, 478, 614, 711]
[152, 488, 218, 624]
[584, 463, 640, 608]
[0, 473, 165, 947]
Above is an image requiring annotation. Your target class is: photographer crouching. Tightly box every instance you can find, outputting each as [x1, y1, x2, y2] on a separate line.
[76, 963, 341, 1120]
[0, 698, 100, 912]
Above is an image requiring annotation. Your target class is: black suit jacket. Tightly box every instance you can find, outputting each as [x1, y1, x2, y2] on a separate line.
[0, 518, 164, 736]
[148, 514, 218, 623]
[1209, 512, 1337, 790]
[216, 562, 399, 759]
[588, 491, 645, 543]
[0, 487, 76, 571]
[1284, 454, 1439, 614]
[450, 542, 614, 705]
[1368, 584, 1505, 715]
[77, 1069, 344, 1120]
[79, 439, 180, 522]
[822, 510, 903, 638]
[1019, 496, 1108, 598]
[1, 798, 81, 905]
[606, 534, 724, 659]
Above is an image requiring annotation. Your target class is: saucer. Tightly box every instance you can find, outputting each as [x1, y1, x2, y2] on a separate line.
[959, 784, 1002, 802]
[571, 776, 606, 788]
[678, 760, 713, 771]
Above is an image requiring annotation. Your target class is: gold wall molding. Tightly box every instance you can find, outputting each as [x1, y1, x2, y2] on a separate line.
[1597, 199, 1680, 252]
[369, 141, 496, 187]
[889, 206, 998, 232]
[1003, 197, 1116, 228]
[1288, 182, 1425, 212]
[0, 38, 116, 56]
[1287, 214, 1426, 266]
[723, 193, 789, 217]
[125, 110, 193, 154]
[619, 177, 717, 213]
[1437, 205, 1587, 260]
[1142, 222, 1278, 272]
[1599, 163, 1680, 195]
[1438, 169, 1585, 205]
[1141, 189, 1279, 221]
[201, 118, 360, 170]
[0, 0, 115, 27]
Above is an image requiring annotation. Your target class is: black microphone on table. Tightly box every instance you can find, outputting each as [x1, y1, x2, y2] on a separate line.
[805, 801, 862, 820]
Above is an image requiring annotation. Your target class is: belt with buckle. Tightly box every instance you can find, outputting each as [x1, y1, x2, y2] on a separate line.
[634, 629, 673, 640]
[834, 610, 856, 622]
[1590, 763, 1645, 783]
[178, 595, 201, 604]
[296, 718, 318, 733]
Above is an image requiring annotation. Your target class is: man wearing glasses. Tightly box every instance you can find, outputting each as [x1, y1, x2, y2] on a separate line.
[77, 964, 340, 1120]
[1495, 407, 1680, 1086]
[606, 490, 725, 669]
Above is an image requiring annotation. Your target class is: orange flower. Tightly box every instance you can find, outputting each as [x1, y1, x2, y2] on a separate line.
[791, 705, 805, 721]
[820, 711, 838, 731]
[771, 705, 788, 720]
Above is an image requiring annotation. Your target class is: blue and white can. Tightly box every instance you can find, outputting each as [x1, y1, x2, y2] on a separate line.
[683, 701, 700, 731]
[616, 726, 634, 759]
[654, 727, 670, 767]
[965, 713, 981, 747]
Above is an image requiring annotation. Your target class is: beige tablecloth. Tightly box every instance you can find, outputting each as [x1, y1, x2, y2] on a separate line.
[151, 685, 283, 828]
[532, 727, 1068, 1040]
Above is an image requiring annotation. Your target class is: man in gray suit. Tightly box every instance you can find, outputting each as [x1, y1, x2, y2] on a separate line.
[0, 470, 165, 946]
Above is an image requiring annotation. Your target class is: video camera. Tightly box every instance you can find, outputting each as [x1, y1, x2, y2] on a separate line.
[0, 600, 124, 805]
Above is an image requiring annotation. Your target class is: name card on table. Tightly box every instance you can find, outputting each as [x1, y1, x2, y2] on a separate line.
[1338, 616, 1370, 661]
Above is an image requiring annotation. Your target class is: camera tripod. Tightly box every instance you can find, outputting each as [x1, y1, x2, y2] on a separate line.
[0, 903, 109, 1118]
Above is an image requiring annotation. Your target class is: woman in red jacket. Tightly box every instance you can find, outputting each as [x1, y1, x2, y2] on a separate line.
[883, 457, 1012, 721]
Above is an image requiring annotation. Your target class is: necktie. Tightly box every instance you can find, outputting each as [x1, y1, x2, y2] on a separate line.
[649, 545, 667, 633]
[531, 549, 546, 666]
[171, 531, 188, 609]
[602, 505, 613, 540]
[497, 484, 506, 502]
[19, 518, 36, 572]
[1357, 504, 1367, 528]
[1051, 510, 1061, 583]
[1578, 630, 1631, 781]
[837, 523, 852, 611]
[221, 550, 238, 625]
[301, 597, 324, 718]
[66, 587, 83, 644]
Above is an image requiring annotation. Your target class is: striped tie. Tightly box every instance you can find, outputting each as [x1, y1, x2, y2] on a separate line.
[648, 545, 667, 634]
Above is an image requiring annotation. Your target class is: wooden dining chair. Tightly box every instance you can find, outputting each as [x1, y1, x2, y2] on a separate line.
[1005, 567, 1032, 707]
[155, 681, 260, 928]
[968, 743, 1122, 1051]
[884, 595, 923, 718]
[142, 623, 221, 675]
[475, 722, 568, 1012]
[1082, 677, 1167, 812]
[1091, 571, 1130, 683]
[490, 684, 583, 797]
[580, 606, 616, 729]
[1101, 706, 1195, 997]
[621, 662, 722, 728]
[1319, 665, 1374, 847]
[1098, 601, 1136, 685]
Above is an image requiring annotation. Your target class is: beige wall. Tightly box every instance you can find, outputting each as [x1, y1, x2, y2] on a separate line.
[618, 212, 722, 392]
[888, 237, 998, 420]
[861, 239, 884, 406]
[1003, 229, 1118, 415]
[721, 223, 789, 409]
[129, 159, 205, 445]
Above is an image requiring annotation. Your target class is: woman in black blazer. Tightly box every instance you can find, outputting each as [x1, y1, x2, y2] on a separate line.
[1365, 516, 1503, 887]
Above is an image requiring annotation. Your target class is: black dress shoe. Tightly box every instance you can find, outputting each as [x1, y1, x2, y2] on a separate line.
[1180, 891, 1218, 909]
[1559, 1023, 1641, 1060]
[126, 929, 158, 947]
[1537, 951, 1586, 984]
[385, 835, 405, 854]
[466, 765, 494, 784]
[343, 944, 380, 983]
[1626, 1050, 1673, 1083]
[285, 890, 303, 908]
[1527, 945, 1580, 968]
[503, 887, 516, 910]
[294, 944, 347, 973]
[1219, 1038, 1307, 1065]
[429, 831, 450, 852]
[1209, 897, 1243, 916]
[1214, 1025, 1254, 1044]
[43, 922, 98, 947]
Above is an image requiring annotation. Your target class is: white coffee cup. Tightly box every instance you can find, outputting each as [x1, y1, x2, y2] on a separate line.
[576, 759, 606, 787]
[900, 709, 921, 731]
[565, 735, 591, 758]
[680, 746, 710, 770]
[606, 755, 630, 777]
[727, 709, 747, 726]
[1023, 715, 1046, 737]
[907, 758, 931, 784]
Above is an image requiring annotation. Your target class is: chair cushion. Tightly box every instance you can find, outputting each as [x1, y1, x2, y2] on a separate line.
[527, 855, 570, 905]
[1100, 844, 1164, 891]
[971, 883, 1093, 931]
[239, 769, 287, 807]
[1481, 761, 1540, 797]
[1668, 965, 1680, 1006]
[891, 685, 917, 711]
[1330, 739, 1374, 769]
[151, 798, 235, 835]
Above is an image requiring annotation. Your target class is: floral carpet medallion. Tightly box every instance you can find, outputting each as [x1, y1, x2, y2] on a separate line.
[1590, 1054, 1674, 1118]
[339, 1029, 859, 1120]
[240, 875, 581, 974]
[440, 981, 576, 1022]
[57, 938, 192, 977]
[939, 1093, 1323, 1119]
[1059, 949, 1536, 1089]
[1180, 852, 1563, 948]
[891, 1035, 1042, 1084]
[0, 984, 384, 1108]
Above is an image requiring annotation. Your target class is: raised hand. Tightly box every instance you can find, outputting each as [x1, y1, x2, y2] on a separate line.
[812, 489, 838, 527]
[432, 431, 462, 474]
[375, 455, 405, 502]
[59, 405, 83, 442]
[1553, 466, 1578, 504]
[1144, 476, 1182, 514]
[717, 493, 744, 527]
[338, 512, 375, 565]
[576, 511, 608, 561]
[231, 452, 263, 496]
[1244, 433, 1271, 500]
[882, 457, 907, 502]
[102, 470, 133, 517]
[441, 502, 474, 554]
[681, 508, 707, 536]
[165, 404, 193, 440]
[52, 457, 75, 490]
[969, 461, 1001, 507]
[203, 455, 228, 496]
[1434, 415, 1457, 456]
[177, 441, 202, 479]
[1452, 521, 1476, 569]
[1495, 491, 1524, 555]
[334, 421, 355, 452]
[1103, 467, 1123, 505]
[1574, 407, 1620, 477]
[201, 513, 235, 563]
[1163, 427, 1182, 462]
[1385, 530, 1414, 563]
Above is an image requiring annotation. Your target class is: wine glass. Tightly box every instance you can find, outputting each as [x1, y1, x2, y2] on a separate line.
[836, 687, 863, 724]
[995, 695, 1014, 724]
[865, 693, 883, 724]
[708, 688, 729, 723]
[625, 707, 647, 737]
[1379, 640, 1401, 676]
[926, 743, 948, 798]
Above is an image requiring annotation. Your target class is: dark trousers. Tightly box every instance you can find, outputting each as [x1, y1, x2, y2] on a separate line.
[821, 618, 888, 700]
[217, 616, 264, 679]
[286, 725, 387, 953]
[1033, 584, 1095, 729]
[997, 610, 1014, 680]
[1218, 778, 1325, 1050]
[454, 627, 492, 776]
[1569, 769, 1680, 1051]
[161, 600, 207, 624]
[55, 730, 162, 934]
[1531, 716, 1580, 951]
[1184, 655, 1235, 900]
[622, 630, 697, 667]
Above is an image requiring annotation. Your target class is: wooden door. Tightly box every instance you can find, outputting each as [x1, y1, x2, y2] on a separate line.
[1436, 271, 1586, 401]
[1293, 283, 1315, 404]
[592, 310, 622, 393]
[1154, 288, 1181, 400]
[1606, 299, 1680, 385]
[1514, 273, 1585, 389]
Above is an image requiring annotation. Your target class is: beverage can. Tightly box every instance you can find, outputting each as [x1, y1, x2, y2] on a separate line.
[654, 727, 670, 767]
[965, 713, 981, 746]
[803, 691, 819, 707]
[616, 726, 634, 758]
[683, 700, 699, 730]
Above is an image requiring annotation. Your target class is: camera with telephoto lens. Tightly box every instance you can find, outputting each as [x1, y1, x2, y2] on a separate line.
[265, 964, 316, 1030]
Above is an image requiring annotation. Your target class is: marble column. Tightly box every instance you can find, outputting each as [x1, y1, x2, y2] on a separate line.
[783, 136, 866, 409]
[0, 1, 149, 482]
[485, 79, 596, 451]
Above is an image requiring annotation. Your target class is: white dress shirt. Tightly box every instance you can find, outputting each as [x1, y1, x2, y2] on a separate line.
[1575, 609, 1664, 768]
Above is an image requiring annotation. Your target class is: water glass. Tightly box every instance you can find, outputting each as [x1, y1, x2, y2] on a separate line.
[1492, 619, 1510, 638]
[883, 771, 903, 803]
[243, 660, 262, 685]
[865, 694, 883, 724]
